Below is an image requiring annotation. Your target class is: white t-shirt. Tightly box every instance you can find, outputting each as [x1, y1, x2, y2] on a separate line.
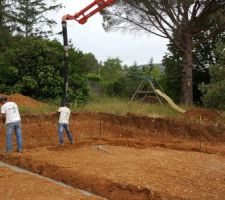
[58, 106, 70, 124]
[1, 102, 21, 124]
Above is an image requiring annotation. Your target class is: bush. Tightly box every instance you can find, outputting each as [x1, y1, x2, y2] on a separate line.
[199, 41, 225, 110]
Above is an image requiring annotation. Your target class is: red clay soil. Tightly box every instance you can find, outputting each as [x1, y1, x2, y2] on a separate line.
[0, 93, 44, 108]
[0, 109, 225, 199]
[0, 112, 225, 154]
[1, 145, 225, 200]
[183, 108, 221, 122]
[0, 167, 105, 200]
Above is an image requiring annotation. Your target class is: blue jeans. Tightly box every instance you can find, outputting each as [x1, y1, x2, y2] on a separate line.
[6, 121, 23, 152]
[58, 123, 74, 145]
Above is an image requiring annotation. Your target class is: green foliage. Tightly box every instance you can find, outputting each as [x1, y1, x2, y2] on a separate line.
[162, 44, 182, 103]
[81, 53, 100, 73]
[100, 57, 123, 81]
[11, 0, 62, 37]
[0, 37, 89, 104]
[0, 27, 11, 51]
[161, 32, 224, 104]
[200, 81, 225, 110]
[69, 48, 100, 76]
[200, 41, 225, 110]
[68, 74, 89, 105]
[102, 61, 166, 98]
[86, 73, 101, 82]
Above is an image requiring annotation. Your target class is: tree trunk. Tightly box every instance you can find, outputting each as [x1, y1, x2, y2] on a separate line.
[181, 33, 193, 105]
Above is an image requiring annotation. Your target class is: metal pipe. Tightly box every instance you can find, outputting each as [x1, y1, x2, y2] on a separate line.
[61, 21, 69, 106]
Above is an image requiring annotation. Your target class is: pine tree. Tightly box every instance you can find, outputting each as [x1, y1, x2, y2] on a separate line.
[14, 0, 62, 37]
[0, 0, 14, 50]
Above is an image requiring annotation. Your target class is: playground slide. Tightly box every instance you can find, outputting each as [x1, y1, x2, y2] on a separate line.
[154, 89, 186, 113]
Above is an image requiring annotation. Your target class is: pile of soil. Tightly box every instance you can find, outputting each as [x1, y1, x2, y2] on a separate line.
[1, 93, 44, 108]
[183, 108, 220, 122]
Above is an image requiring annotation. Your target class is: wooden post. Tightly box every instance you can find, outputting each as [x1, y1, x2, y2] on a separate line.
[99, 119, 102, 137]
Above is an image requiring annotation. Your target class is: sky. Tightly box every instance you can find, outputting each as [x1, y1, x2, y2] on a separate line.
[50, 0, 169, 66]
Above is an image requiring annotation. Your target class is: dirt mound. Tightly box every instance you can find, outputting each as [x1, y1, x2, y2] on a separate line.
[183, 108, 220, 122]
[4, 93, 44, 108]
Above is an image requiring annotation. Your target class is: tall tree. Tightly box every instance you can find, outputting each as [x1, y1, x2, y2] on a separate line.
[163, 30, 225, 104]
[12, 0, 62, 37]
[101, 0, 225, 105]
[0, 0, 14, 50]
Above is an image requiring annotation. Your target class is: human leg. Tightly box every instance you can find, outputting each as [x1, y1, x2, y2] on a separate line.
[6, 123, 14, 152]
[15, 121, 23, 152]
[64, 124, 74, 144]
[58, 123, 64, 145]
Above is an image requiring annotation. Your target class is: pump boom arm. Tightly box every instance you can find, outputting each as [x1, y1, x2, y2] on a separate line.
[62, 0, 116, 24]
[61, 0, 117, 106]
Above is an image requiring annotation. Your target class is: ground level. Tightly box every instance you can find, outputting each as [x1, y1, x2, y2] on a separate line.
[0, 112, 225, 199]
[0, 165, 104, 200]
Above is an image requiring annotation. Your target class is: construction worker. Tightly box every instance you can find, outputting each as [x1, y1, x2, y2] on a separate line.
[0, 96, 23, 153]
[57, 102, 74, 145]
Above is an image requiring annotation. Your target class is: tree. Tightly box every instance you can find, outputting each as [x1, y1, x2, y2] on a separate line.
[0, 37, 89, 104]
[100, 57, 123, 81]
[81, 53, 100, 73]
[0, 0, 14, 50]
[67, 47, 100, 76]
[105, 62, 142, 97]
[101, 0, 225, 105]
[163, 30, 225, 104]
[6, 0, 62, 37]
[199, 40, 225, 110]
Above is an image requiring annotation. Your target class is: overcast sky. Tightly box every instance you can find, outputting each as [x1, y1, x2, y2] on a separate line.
[51, 0, 169, 66]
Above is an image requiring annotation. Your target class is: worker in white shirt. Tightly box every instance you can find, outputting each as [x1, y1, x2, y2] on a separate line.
[57, 102, 74, 145]
[0, 96, 23, 153]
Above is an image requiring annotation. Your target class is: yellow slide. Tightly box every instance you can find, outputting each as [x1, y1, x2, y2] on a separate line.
[154, 89, 186, 113]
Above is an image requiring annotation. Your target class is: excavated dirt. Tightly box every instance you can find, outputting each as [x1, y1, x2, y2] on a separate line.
[0, 111, 225, 200]
[0, 94, 225, 199]
[183, 108, 224, 124]
[0, 93, 44, 108]
[1, 145, 225, 200]
[0, 167, 104, 200]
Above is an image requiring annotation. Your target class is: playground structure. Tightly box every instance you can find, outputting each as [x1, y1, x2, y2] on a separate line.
[129, 75, 164, 106]
[130, 75, 186, 113]
[155, 89, 186, 113]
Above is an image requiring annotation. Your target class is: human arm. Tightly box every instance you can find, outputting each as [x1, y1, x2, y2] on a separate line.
[0, 105, 5, 125]
[57, 107, 62, 122]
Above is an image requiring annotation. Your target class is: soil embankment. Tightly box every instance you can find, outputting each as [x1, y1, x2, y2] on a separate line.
[0, 109, 225, 199]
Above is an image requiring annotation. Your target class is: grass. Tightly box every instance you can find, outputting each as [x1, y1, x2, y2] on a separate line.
[73, 96, 183, 118]
[19, 104, 58, 114]
[18, 96, 186, 118]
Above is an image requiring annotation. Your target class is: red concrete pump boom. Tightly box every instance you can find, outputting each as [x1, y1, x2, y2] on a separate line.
[62, 0, 116, 24]
[61, 0, 117, 106]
